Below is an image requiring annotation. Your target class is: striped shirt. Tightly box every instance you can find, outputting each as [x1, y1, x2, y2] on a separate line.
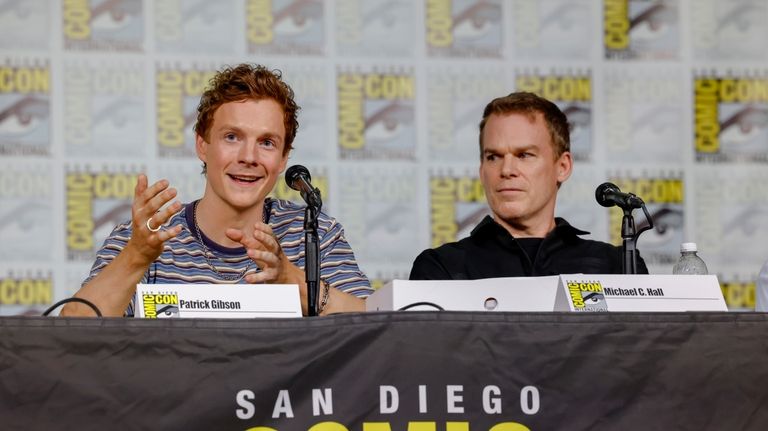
[84, 199, 372, 316]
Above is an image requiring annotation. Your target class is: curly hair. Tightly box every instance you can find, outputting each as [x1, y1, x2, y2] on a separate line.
[194, 64, 300, 157]
[478, 91, 571, 160]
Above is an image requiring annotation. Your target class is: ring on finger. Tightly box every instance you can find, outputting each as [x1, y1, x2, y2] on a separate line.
[146, 217, 162, 232]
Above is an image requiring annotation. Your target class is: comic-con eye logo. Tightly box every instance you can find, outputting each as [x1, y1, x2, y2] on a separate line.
[142, 292, 180, 319]
[63, 0, 144, 51]
[694, 75, 768, 162]
[430, 175, 487, 247]
[426, 0, 503, 57]
[337, 70, 416, 159]
[604, 0, 679, 60]
[246, 0, 325, 55]
[567, 281, 605, 309]
[0, 65, 51, 156]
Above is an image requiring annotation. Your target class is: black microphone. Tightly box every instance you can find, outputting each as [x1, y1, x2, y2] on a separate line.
[595, 182, 644, 209]
[285, 165, 322, 209]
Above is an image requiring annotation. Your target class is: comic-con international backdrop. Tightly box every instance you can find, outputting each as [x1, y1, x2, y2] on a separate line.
[1, 0, 767, 315]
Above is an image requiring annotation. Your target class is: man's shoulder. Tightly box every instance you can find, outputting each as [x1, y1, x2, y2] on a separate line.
[268, 198, 342, 233]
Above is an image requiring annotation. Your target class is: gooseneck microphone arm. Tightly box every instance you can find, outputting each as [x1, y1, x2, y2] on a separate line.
[285, 165, 322, 316]
[596, 182, 654, 274]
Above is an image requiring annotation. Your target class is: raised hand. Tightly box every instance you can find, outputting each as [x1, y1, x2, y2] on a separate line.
[126, 174, 183, 265]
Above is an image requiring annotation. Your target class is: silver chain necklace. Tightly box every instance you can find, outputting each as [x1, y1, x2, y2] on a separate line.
[193, 200, 251, 281]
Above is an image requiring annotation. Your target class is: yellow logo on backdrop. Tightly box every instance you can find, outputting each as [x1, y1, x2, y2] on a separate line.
[63, 0, 91, 40]
[694, 78, 720, 154]
[338, 73, 365, 150]
[0, 66, 49, 93]
[516, 75, 591, 102]
[430, 177, 485, 248]
[246, 0, 274, 44]
[426, 0, 453, 47]
[0, 276, 52, 306]
[604, 0, 630, 50]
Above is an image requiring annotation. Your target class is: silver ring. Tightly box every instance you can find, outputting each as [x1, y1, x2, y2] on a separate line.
[146, 217, 162, 232]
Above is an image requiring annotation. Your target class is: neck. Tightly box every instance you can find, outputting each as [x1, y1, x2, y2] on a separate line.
[195, 194, 266, 247]
[494, 215, 555, 239]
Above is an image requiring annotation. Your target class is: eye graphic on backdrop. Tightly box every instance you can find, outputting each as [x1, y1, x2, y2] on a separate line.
[0, 202, 49, 233]
[90, 0, 141, 31]
[93, 100, 142, 130]
[364, 102, 413, 142]
[274, 1, 322, 36]
[563, 105, 591, 140]
[629, 4, 676, 41]
[0, 96, 48, 136]
[633, 106, 679, 136]
[0, 1, 32, 19]
[719, 106, 768, 147]
[453, 2, 500, 40]
[182, 2, 223, 26]
[542, 4, 583, 32]
[716, 5, 762, 36]
[637, 207, 682, 247]
[362, 1, 407, 28]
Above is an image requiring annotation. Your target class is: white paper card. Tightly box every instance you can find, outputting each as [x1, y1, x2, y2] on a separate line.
[134, 284, 302, 318]
[554, 274, 727, 312]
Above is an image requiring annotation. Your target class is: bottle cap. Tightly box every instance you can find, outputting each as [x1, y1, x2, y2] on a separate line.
[681, 242, 698, 252]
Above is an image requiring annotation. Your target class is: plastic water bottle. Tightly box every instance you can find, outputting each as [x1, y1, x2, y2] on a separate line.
[672, 242, 708, 275]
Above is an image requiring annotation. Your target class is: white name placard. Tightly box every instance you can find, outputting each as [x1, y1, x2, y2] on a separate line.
[554, 274, 727, 312]
[134, 284, 302, 318]
[365, 277, 560, 312]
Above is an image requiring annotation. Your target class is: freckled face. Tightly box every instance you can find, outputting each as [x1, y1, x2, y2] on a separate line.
[196, 99, 288, 211]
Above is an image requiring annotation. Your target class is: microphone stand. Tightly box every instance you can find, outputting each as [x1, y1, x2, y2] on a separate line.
[621, 207, 638, 274]
[302, 190, 322, 316]
[621, 204, 654, 274]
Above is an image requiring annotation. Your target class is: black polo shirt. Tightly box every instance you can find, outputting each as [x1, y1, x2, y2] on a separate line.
[409, 216, 648, 280]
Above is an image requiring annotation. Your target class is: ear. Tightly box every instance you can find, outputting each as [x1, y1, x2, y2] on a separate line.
[556, 151, 573, 184]
[195, 133, 207, 164]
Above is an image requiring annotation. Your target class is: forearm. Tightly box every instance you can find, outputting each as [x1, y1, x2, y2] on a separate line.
[60, 246, 150, 317]
[321, 286, 365, 315]
[279, 262, 365, 315]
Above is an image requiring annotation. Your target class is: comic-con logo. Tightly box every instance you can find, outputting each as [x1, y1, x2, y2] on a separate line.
[426, 0, 503, 57]
[428, 68, 504, 161]
[62, 0, 144, 51]
[693, 73, 768, 163]
[720, 279, 755, 311]
[516, 71, 592, 161]
[0, 271, 52, 308]
[0, 62, 50, 156]
[338, 168, 417, 262]
[430, 174, 487, 248]
[156, 65, 216, 157]
[566, 281, 605, 310]
[63, 61, 144, 156]
[608, 177, 683, 266]
[142, 292, 180, 318]
[604, 0, 679, 60]
[337, 69, 416, 160]
[246, 0, 325, 55]
[691, 0, 768, 60]
[271, 172, 329, 204]
[0, 168, 52, 260]
[154, 0, 236, 54]
[66, 169, 139, 260]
